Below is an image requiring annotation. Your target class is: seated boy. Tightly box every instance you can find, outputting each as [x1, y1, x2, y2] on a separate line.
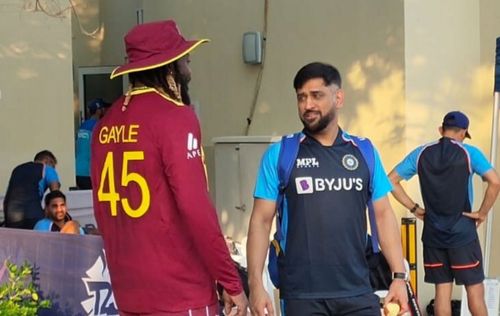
[34, 190, 84, 234]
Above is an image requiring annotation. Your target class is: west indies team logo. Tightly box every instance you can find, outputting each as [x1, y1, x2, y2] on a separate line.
[81, 253, 118, 316]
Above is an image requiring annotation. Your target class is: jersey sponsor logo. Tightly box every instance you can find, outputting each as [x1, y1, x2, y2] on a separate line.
[81, 254, 118, 315]
[78, 130, 91, 139]
[295, 176, 364, 194]
[187, 132, 201, 159]
[295, 177, 314, 194]
[296, 157, 319, 168]
[342, 154, 359, 171]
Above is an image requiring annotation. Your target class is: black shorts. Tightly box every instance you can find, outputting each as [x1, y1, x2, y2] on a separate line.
[423, 239, 484, 286]
[284, 293, 381, 316]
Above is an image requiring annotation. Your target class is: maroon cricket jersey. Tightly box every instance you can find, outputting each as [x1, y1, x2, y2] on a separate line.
[91, 88, 242, 313]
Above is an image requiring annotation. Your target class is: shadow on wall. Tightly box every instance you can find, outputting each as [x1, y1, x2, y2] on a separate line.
[342, 56, 494, 166]
[343, 54, 405, 149]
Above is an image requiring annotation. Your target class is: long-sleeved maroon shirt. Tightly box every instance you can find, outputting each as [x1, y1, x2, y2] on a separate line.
[91, 88, 242, 313]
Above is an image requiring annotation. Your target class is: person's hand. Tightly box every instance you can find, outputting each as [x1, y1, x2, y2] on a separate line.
[462, 211, 487, 227]
[222, 290, 248, 316]
[383, 279, 409, 315]
[60, 220, 81, 234]
[414, 207, 425, 220]
[249, 286, 274, 316]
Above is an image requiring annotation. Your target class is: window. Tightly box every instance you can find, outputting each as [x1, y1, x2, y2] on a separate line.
[77, 66, 128, 122]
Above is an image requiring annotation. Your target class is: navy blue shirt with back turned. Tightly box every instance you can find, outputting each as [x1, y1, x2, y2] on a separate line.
[395, 137, 492, 248]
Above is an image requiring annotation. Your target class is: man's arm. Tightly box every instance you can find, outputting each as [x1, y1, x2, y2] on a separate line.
[462, 169, 500, 226]
[388, 170, 425, 220]
[44, 165, 61, 191]
[247, 198, 276, 316]
[3, 184, 10, 213]
[373, 196, 409, 314]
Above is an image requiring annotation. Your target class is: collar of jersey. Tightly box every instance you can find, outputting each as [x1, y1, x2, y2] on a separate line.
[302, 128, 349, 146]
[340, 130, 357, 145]
[129, 87, 185, 106]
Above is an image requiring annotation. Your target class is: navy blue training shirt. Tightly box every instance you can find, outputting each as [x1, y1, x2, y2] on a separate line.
[254, 130, 392, 299]
[395, 137, 492, 248]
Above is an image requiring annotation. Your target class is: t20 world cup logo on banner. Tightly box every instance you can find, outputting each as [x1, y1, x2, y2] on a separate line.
[81, 253, 118, 316]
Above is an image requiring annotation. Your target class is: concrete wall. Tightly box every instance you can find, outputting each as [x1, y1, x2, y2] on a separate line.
[404, 0, 500, 304]
[141, 0, 500, 309]
[142, 1, 408, 234]
[71, 0, 140, 135]
[142, 0, 406, 164]
[0, 0, 141, 196]
[0, 0, 74, 191]
[479, 0, 500, 281]
[2, 0, 499, 311]
[71, 0, 140, 69]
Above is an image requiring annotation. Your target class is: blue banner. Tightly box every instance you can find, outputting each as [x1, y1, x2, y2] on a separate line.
[0, 228, 119, 316]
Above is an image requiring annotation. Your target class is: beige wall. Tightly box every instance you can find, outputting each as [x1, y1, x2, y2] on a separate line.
[404, 0, 500, 304]
[143, 0, 405, 152]
[142, 0, 500, 307]
[2, 0, 496, 310]
[71, 0, 101, 68]
[142, 0, 268, 138]
[142, 0, 407, 221]
[0, 1, 74, 191]
[71, 0, 140, 67]
[71, 0, 140, 133]
[0, 0, 141, 192]
[479, 0, 500, 280]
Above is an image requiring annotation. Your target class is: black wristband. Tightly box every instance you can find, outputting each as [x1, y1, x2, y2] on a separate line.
[392, 272, 407, 280]
[410, 203, 419, 213]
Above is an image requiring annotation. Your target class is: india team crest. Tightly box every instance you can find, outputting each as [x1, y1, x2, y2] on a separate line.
[342, 154, 358, 171]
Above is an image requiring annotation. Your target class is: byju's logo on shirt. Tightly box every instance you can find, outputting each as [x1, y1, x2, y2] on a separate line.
[296, 157, 319, 168]
[295, 177, 364, 194]
[187, 133, 201, 159]
[295, 177, 314, 194]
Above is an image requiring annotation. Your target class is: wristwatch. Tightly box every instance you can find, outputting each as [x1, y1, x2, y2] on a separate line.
[409, 203, 419, 213]
[392, 272, 408, 281]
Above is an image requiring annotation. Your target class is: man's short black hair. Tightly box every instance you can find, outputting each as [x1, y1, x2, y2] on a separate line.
[293, 62, 342, 90]
[442, 125, 463, 133]
[89, 107, 98, 116]
[44, 190, 66, 207]
[34, 150, 57, 164]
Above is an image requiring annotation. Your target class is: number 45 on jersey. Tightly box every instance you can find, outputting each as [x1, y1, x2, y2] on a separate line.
[97, 151, 151, 218]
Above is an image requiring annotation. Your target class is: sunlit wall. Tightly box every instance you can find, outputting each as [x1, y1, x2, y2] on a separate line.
[479, 0, 500, 281]
[141, 0, 408, 244]
[0, 0, 74, 191]
[1, 0, 494, 310]
[141, 0, 500, 309]
[405, 0, 500, 304]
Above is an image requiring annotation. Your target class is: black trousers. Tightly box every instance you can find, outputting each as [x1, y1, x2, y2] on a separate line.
[283, 293, 381, 316]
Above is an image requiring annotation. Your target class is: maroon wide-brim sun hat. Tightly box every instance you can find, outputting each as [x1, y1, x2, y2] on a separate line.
[111, 20, 209, 79]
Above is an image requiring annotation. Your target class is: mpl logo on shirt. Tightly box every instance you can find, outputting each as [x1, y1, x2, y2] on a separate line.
[187, 132, 201, 159]
[296, 157, 319, 168]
